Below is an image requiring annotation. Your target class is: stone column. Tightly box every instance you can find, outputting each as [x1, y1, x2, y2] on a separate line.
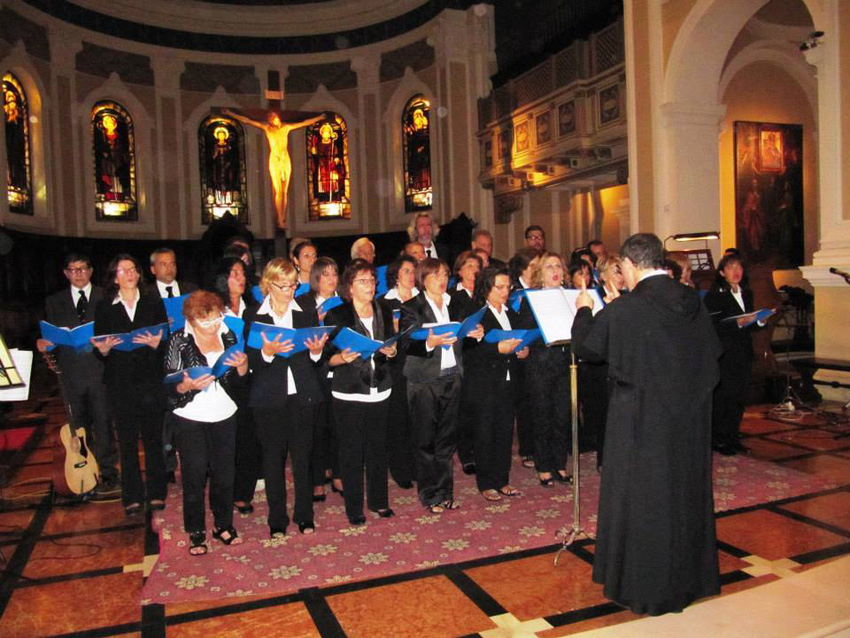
[151, 57, 185, 238]
[351, 54, 381, 234]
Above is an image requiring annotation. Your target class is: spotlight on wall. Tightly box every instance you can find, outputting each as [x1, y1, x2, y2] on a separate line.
[664, 231, 720, 251]
[799, 31, 824, 52]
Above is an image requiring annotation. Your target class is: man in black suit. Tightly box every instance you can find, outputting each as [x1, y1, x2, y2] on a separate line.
[36, 254, 119, 496]
[146, 248, 198, 299]
[471, 228, 505, 269]
[408, 212, 448, 261]
[146, 247, 198, 481]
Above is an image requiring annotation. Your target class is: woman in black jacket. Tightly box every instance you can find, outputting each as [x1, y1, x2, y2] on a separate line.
[464, 268, 528, 500]
[93, 254, 169, 516]
[704, 254, 763, 455]
[164, 291, 249, 554]
[324, 259, 397, 525]
[245, 258, 328, 537]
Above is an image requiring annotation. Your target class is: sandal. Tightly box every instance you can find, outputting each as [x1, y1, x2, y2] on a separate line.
[148, 499, 166, 511]
[554, 472, 573, 485]
[440, 499, 460, 510]
[481, 489, 502, 502]
[499, 486, 522, 497]
[538, 473, 554, 487]
[212, 526, 243, 546]
[521, 456, 535, 469]
[189, 531, 208, 555]
[124, 502, 142, 517]
[234, 501, 254, 514]
[426, 503, 445, 514]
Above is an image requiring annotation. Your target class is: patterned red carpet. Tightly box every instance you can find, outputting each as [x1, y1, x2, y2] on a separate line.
[142, 450, 836, 605]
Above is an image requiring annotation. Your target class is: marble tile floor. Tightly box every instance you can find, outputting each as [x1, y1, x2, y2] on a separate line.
[0, 397, 848, 637]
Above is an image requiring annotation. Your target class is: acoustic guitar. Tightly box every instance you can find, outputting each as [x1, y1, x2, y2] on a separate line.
[44, 351, 100, 497]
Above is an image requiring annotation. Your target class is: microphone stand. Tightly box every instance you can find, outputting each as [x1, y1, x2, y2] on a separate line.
[554, 351, 588, 565]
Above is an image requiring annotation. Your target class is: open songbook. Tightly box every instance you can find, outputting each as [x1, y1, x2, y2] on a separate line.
[409, 305, 488, 346]
[163, 342, 246, 384]
[332, 326, 412, 357]
[484, 328, 541, 350]
[39, 321, 95, 351]
[720, 308, 776, 328]
[524, 288, 603, 345]
[163, 294, 190, 331]
[246, 323, 334, 358]
[93, 323, 169, 352]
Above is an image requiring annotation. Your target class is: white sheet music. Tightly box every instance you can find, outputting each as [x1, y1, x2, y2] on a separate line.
[525, 288, 603, 345]
[0, 349, 33, 401]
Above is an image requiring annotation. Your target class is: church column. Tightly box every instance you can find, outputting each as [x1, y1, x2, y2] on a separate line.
[658, 102, 726, 256]
[47, 31, 82, 236]
[800, 3, 850, 399]
[351, 54, 381, 234]
[151, 57, 185, 239]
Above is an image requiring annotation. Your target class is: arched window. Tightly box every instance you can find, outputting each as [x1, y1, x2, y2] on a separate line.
[198, 115, 248, 224]
[402, 95, 432, 213]
[91, 101, 137, 221]
[306, 114, 350, 220]
[3, 73, 32, 215]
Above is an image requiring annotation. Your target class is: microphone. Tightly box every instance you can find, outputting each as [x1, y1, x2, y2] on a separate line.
[829, 267, 850, 278]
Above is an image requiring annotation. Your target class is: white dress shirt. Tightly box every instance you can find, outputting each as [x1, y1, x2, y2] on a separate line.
[487, 302, 512, 381]
[70, 283, 93, 309]
[112, 288, 140, 322]
[174, 321, 238, 422]
[257, 296, 320, 394]
[424, 293, 457, 370]
[156, 280, 181, 298]
[331, 315, 392, 403]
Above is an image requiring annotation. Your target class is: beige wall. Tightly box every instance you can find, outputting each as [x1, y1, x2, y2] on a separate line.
[719, 61, 818, 262]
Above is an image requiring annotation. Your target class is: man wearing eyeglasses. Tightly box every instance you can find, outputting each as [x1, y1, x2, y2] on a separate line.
[36, 254, 119, 498]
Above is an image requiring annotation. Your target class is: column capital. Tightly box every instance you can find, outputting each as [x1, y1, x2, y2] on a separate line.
[351, 54, 381, 93]
[47, 30, 82, 72]
[151, 57, 186, 93]
[660, 101, 727, 127]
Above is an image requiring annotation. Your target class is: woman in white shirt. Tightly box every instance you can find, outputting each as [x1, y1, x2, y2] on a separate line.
[164, 291, 249, 555]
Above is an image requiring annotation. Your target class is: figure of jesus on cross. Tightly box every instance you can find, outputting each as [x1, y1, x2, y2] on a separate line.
[222, 107, 327, 230]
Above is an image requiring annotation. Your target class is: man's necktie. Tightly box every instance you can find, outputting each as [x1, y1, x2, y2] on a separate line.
[426, 248, 432, 258]
[76, 290, 88, 322]
[166, 285, 174, 298]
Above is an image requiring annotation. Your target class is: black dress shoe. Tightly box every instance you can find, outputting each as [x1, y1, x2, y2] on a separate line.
[348, 515, 367, 526]
[297, 521, 315, 534]
[539, 476, 554, 487]
[269, 526, 288, 539]
[331, 483, 344, 497]
[372, 508, 394, 518]
[553, 472, 572, 484]
[235, 502, 254, 514]
[312, 492, 326, 502]
[714, 443, 738, 456]
[462, 463, 477, 475]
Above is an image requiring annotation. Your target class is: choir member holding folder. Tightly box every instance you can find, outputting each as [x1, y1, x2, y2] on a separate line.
[324, 259, 397, 525]
[464, 268, 528, 501]
[164, 291, 249, 555]
[93, 254, 169, 516]
[704, 254, 767, 456]
[212, 257, 261, 514]
[519, 252, 573, 487]
[244, 258, 329, 537]
[400, 258, 484, 513]
[295, 257, 341, 502]
[379, 256, 419, 489]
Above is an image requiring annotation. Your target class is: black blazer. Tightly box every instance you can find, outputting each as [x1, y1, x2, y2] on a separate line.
[44, 285, 105, 389]
[324, 300, 395, 396]
[704, 285, 756, 364]
[449, 287, 478, 320]
[400, 293, 465, 383]
[244, 303, 324, 408]
[463, 305, 520, 395]
[93, 292, 168, 413]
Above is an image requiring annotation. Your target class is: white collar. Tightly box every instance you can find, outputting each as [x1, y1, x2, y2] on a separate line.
[385, 286, 418, 301]
[156, 280, 178, 296]
[258, 294, 302, 318]
[638, 269, 669, 283]
[424, 292, 452, 317]
[487, 301, 507, 316]
[113, 288, 140, 305]
[71, 283, 92, 299]
[519, 277, 530, 289]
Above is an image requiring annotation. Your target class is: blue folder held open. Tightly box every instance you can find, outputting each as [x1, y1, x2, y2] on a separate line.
[94, 322, 169, 352]
[247, 323, 334, 358]
[484, 328, 541, 350]
[163, 294, 190, 331]
[331, 327, 401, 357]
[39, 321, 95, 351]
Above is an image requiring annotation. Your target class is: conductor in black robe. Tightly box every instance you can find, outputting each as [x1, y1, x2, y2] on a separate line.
[572, 233, 722, 616]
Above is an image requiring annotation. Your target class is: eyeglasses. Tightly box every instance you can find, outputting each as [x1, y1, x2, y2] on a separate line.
[353, 278, 376, 286]
[195, 315, 224, 329]
[270, 281, 296, 292]
[116, 267, 138, 275]
[65, 267, 91, 275]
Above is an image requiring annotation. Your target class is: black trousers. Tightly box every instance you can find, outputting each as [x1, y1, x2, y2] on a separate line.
[530, 366, 571, 474]
[310, 399, 333, 488]
[471, 378, 515, 492]
[233, 407, 262, 504]
[114, 409, 166, 507]
[514, 361, 534, 458]
[387, 368, 415, 486]
[254, 398, 315, 529]
[578, 361, 609, 466]
[333, 397, 390, 519]
[407, 375, 461, 506]
[712, 352, 752, 446]
[162, 412, 178, 474]
[67, 379, 118, 483]
[456, 377, 475, 467]
[172, 413, 236, 533]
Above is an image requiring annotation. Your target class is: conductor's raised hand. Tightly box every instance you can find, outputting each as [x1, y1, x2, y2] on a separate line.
[576, 277, 594, 311]
[603, 285, 620, 304]
[177, 372, 215, 394]
[426, 329, 457, 350]
[261, 332, 294, 357]
[497, 337, 523, 355]
[305, 333, 329, 356]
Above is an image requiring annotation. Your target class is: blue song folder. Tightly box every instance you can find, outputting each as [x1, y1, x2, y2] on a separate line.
[163, 294, 190, 331]
[223, 316, 245, 343]
[332, 327, 403, 357]
[39, 321, 95, 351]
[246, 323, 334, 358]
[721, 308, 775, 327]
[164, 342, 245, 383]
[94, 323, 169, 352]
[484, 328, 541, 350]
[317, 296, 344, 316]
[509, 289, 527, 312]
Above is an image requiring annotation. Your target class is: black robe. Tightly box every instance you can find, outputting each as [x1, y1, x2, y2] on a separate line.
[572, 274, 722, 616]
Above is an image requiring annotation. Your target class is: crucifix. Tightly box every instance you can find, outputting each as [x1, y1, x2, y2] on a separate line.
[218, 71, 328, 232]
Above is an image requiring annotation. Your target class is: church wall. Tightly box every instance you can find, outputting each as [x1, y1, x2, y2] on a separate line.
[841, 4, 850, 223]
[661, 0, 699, 73]
[719, 61, 818, 263]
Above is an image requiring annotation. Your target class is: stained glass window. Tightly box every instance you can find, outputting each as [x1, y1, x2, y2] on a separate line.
[402, 95, 432, 212]
[198, 115, 248, 224]
[3, 73, 32, 215]
[91, 101, 137, 221]
[306, 114, 350, 221]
